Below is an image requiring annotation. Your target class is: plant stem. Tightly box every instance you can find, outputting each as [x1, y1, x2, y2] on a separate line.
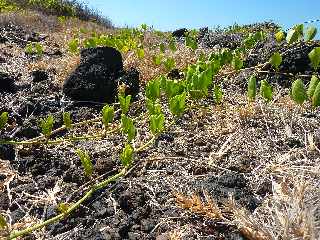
[8, 169, 126, 240]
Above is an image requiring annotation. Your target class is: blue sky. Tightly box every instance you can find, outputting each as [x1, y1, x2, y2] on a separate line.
[87, 0, 320, 31]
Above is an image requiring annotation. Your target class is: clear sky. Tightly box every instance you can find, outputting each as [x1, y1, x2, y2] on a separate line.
[87, 0, 320, 31]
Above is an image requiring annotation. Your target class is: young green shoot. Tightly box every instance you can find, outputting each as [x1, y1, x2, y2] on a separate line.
[169, 92, 187, 117]
[305, 26, 317, 41]
[291, 79, 307, 105]
[269, 52, 282, 71]
[247, 75, 257, 102]
[260, 80, 273, 102]
[307, 75, 320, 100]
[101, 105, 114, 130]
[213, 84, 224, 104]
[149, 113, 165, 136]
[75, 149, 93, 178]
[119, 94, 131, 114]
[121, 114, 136, 142]
[309, 47, 320, 71]
[145, 78, 161, 101]
[146, 99, 162, 116]
[0, 112, 8, 130]
[39, 115, 54, 139]
[63, 112, 72, 130]
[120, 143, 134, 167]
[312, 82, 320, 108]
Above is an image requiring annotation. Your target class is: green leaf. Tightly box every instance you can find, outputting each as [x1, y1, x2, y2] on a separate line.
[312, 82, 320, 108]
[145, 78, 161, 101]
[119, 94, 132, 114]
[185, 35, 198, 51]
[169, 92, 186, 117]
[169, 38, 177, 52]
[34, 43, 43, 56]
[308, 47, 320, 71]
[232, 55, 243, 71]
[247, 75, 257, 102]
[220, 49, 233, 65]
[57, 202, 70, 214]
[275, 30, 286, 43]
[136, 48, 145, 59]
[39, 115, 54, 138]
[101, 105, 114, 127]
[152, 54, 162, 65]
[159, 43, 165, 53]
[286, 24, 303, 44]
[150, 113, 165, 136]
[164, 79, 184, 99]
[0, 213, 8, 230]
[25, 43, 34, 55]
[76, 149, 93, 177]
[213, 84, 223, 104]
[291, 79, 307, 105]
[0, 112, 8, 130]
[120, 144, 134, 167]
[269, 52, 282, 71]
[146, 99, 162, 115]
[68, 38, 79, 53]
[243, 34, 256, 49]
[63, 112, 72, 129]
[260, 80, 273, 102]
[307, 75, 320, 100]
[305, 26, 317, 41]
[163, 57, 175, 72]
[121, 114, 136, 142]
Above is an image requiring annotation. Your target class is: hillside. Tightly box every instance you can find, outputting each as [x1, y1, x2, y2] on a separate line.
[1, 4, 320, 240]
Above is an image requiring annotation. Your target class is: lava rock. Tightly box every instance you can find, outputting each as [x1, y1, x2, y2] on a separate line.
[63, 47, 123, 103]
[167, 68, 183, 80]
[0, 71, 16, 93]
[172, 28, 188, 38]
[119, 67, 140, 98]
[200, 32, 243, 50]
[31, 70, 49, 82]
[0, 144, 15, 161]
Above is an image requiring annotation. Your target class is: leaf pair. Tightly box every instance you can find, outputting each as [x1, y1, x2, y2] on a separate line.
[309, 47, 320, 71]
[101, 105, 114, 128]
[76, 149, 93, 178]
[119, 94, 131, 114]
[0, 112, 8, 130]
[120, 144, 134, 167]
[146, 99, 162, 116]
[163, 57, 176, 72]
[121, 114, 136, 142]
[149, 113, 165, 136]
[169, 92, 187, 117]
[247, 77, 272, 103]
[291, 77, 320, 108]
[145, 78, 161, 101]
[39, 115, 54, 138]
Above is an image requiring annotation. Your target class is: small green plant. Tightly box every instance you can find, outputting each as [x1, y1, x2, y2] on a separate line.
[120, 144, 134, 167]
[269, 52, 282, 70]
[307, 75, 320, 100]
[68, 38, 79, 53]
[247, 75, 257, 102]
[101, 105, 114, 129]
[146, 99, 162, 115]
[152, 54, 163, 65]
[121, 114, 136, 142]
[75, 149, 93, 178]
[305, 26, 317, 41]
[145, 78, 161, 101]
[309, 47, 320, 71]
[39, 115, 54, 139]
[159, 43, 166, 53]
[291, 79, 307, 105]
[260, 80, 273, 102]
[0, 112, 8, 130]
[275, 30, 286, 43]
[149, 113, 165, 136]
[163, 57, 176, 72]
[169, 92, 187, 117]
[169, 38, 177, 52]
[312, 82, 320, 108]
[119, 94, 132, 114]
[213, 84, 223, 104]
[136, 47, 145, 59]
[63, 112, 72, 130]
[286, 24, 304, 44]
[231, 55, 243, 71]
[25, 42, 44, 56]
[185, 34, 198, 51]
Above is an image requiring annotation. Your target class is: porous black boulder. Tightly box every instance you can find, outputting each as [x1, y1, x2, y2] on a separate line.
[31, 70, 49, 82]
[119, 67, 140, 98]
[0, 71, 16, 93]
[63, 47, 124, 103]
[172, 28, 188, 38]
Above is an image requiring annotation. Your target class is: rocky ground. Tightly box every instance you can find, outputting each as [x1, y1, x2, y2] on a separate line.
[1, 20, 320, 240]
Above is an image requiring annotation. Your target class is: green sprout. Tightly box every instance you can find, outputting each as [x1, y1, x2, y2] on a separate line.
[121, 114, 136, 142]
[101, 105, 114, 129]
[312, 82, 320, 108]
[247, 75, 257, 102]
[291, 79, 307, 105]
[76, 149, 93, 178]
[169, 92, 187, 117]
[149, 113, 165, 136]
[0, 112, 8, 130]
[309, 47, 320, 71]
[269, 52, 282, 71]
[260, 80, 273, 102]
[146, 99, 162, 116]
[213, 84, 224, 104]
[39, 115, 54, 139]
[119, 94, 132, 114]
[63, 112, 72, 130]
[120, 143, 134, 167]
[307, 75, 320, 100]
[145, 78, 161, 101]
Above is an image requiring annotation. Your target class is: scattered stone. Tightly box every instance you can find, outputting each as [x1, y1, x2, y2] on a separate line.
[167, 68, 183, 80]
[31, 70, 49, 82]
[63, 47, 123, 103]
[0, 71, 16, 93]
[172, 28, 188, 38]
[119, 67, 140, 98]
